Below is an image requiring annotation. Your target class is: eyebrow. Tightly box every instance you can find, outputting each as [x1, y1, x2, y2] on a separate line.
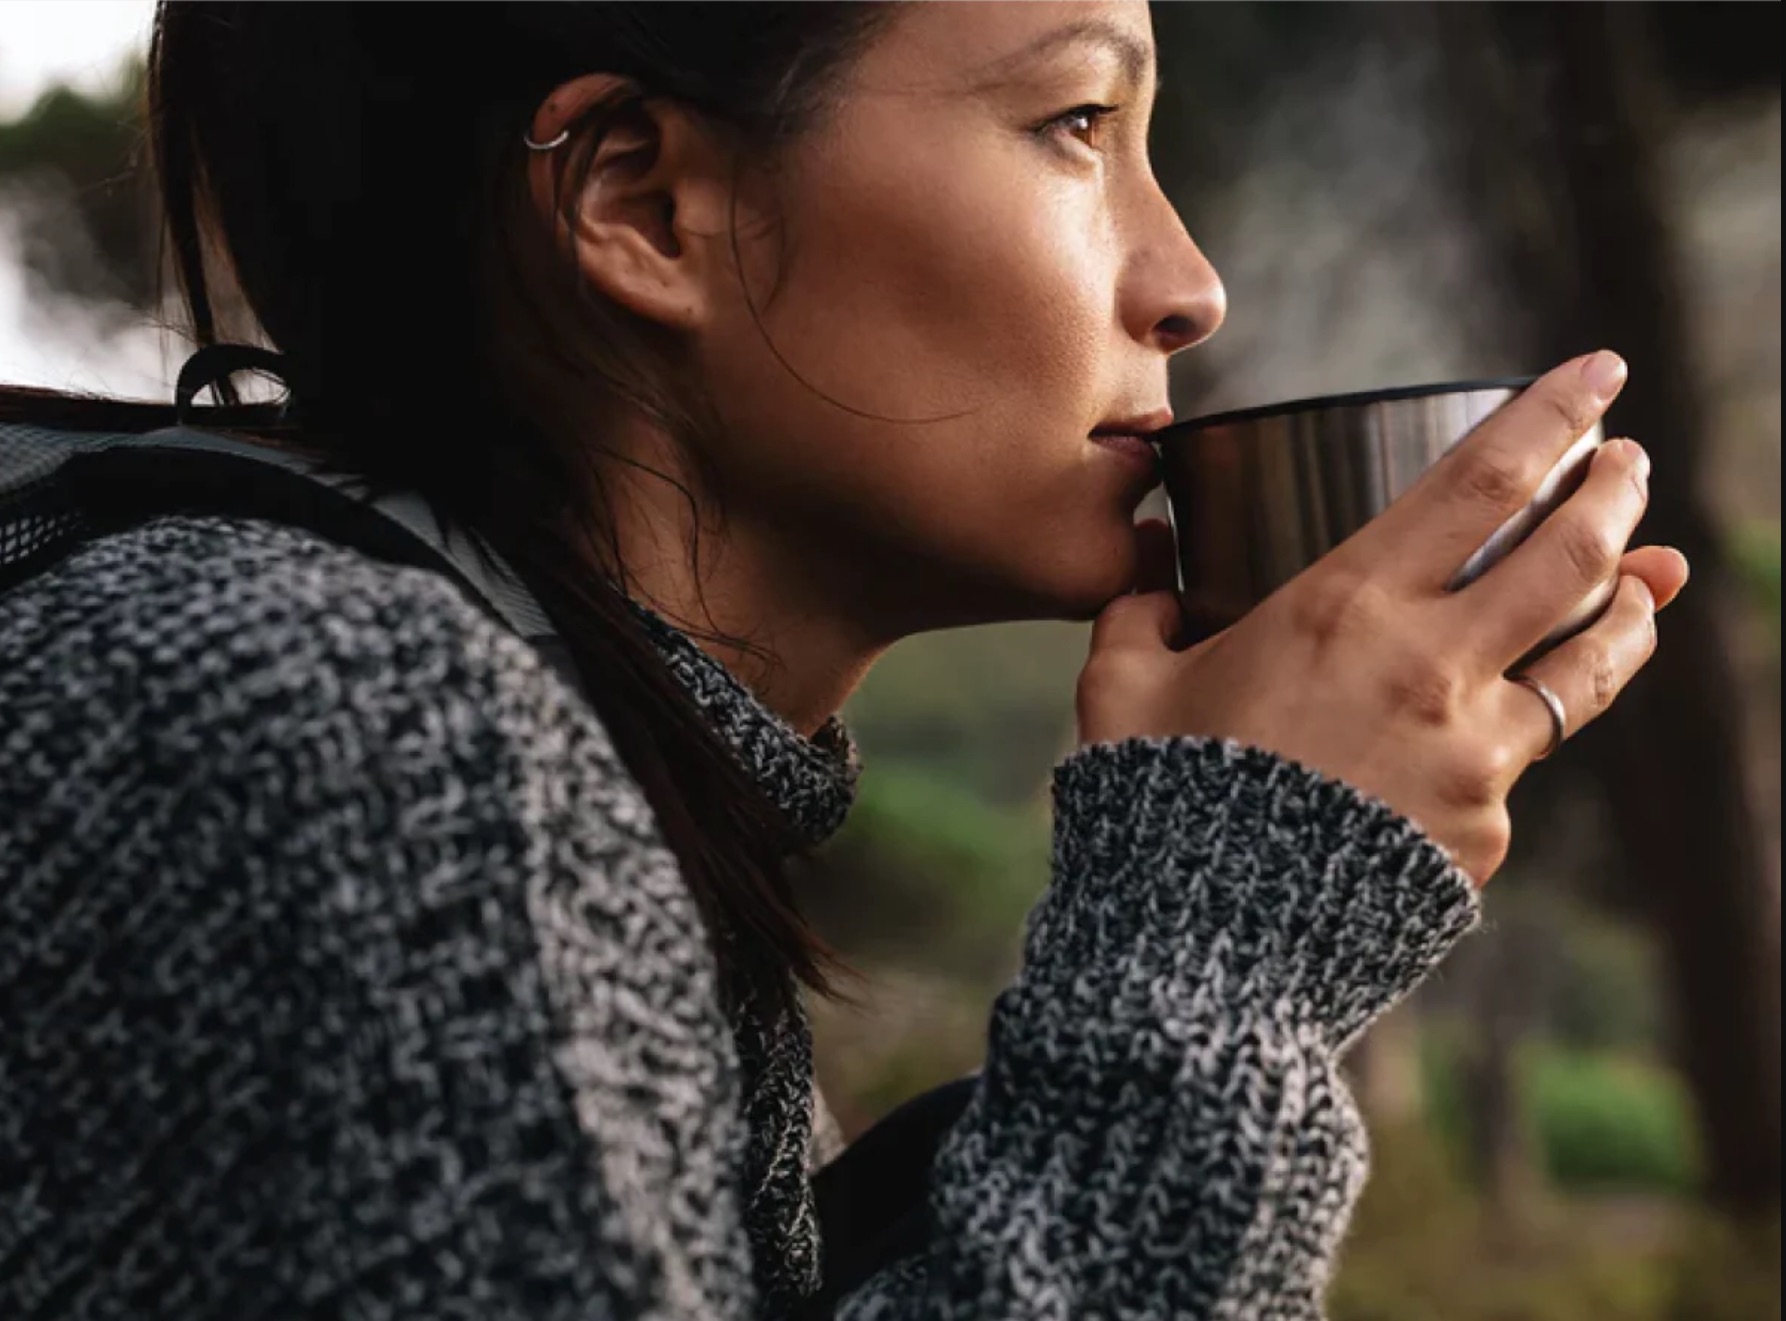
[984, 19, 1158, 92]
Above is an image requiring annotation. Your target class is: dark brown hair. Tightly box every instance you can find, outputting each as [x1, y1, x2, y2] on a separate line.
[0, 3, 896, 1009]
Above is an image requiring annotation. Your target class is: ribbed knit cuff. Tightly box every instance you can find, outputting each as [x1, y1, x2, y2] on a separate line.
[1041, 736, 1481, 1051]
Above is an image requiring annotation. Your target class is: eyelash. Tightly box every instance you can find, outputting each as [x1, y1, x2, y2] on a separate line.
[1038, 103, 1120, 152]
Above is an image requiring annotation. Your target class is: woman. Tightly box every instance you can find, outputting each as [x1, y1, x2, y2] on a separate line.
[0, 3, 1688, 1318]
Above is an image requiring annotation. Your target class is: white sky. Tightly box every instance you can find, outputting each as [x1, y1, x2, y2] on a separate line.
[0, 0, 153, 119]
[0, 0, 164, 397]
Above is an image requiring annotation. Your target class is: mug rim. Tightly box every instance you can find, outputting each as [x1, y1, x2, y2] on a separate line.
[1164, 374, 1539, 437]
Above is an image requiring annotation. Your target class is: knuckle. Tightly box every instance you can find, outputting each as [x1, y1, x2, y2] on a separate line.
[1383, 655, 1465, 730]
[1437, 750, 1502, 810]
[1539, 383, 1597, 439]
[1579, 641, 1621, 715]
[1600, 439, 1651, 508]
[1479, 738, 1522, 786]
[1560, 519, 1620, 587]
[1458, 449, 1542, 512]
[1290, 568, 1385, 650]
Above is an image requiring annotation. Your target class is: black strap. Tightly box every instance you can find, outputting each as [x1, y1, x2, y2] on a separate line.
[65, 445, 515, 639]
[55, 436, 590, 702]
[798, 1075, 979, 1317]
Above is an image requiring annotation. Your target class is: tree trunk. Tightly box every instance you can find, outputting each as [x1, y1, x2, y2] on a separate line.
[1443, 1, 1783, 1216]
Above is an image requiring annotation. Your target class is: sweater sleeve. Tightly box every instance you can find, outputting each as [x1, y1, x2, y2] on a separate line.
[836, 736, 1481, 1321]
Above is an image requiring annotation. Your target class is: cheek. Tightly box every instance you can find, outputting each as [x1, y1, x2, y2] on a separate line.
[690, 126, 1139, 618]
[718, 125, 1115, 431]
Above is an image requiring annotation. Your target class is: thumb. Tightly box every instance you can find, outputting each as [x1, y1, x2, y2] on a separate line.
[1090, 588, 1187, 657]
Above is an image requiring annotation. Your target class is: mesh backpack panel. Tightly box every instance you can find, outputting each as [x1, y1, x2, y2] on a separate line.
[0, 419, 579, 693]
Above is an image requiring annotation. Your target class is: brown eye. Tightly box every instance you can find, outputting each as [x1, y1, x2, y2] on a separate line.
[1043, 104, 1118, 151]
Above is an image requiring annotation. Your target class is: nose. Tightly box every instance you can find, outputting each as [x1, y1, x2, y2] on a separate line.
[1122, 184, 1227, 357]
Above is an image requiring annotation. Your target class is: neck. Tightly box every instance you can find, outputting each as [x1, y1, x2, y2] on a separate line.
[594, 420, 890, 739]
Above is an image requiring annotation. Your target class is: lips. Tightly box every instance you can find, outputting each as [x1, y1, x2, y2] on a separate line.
[1091, 407, 1174, 439]
[1089, 430, 1162, 480]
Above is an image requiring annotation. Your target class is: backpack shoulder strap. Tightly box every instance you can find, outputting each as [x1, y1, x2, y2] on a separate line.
[0, 419, 584, 697]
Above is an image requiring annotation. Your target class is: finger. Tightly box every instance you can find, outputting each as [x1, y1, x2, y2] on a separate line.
[1465, 437, 1650, 665]
[1500, 572, 1657, 764]
[1132, 517, 1179, 595]
[1619, 544, 1690, 611]
[1356, 351, 1628, 591]
[1089, 590, 1186, 656]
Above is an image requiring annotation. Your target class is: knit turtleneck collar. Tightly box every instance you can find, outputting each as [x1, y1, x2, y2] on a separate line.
[625, 599, 862, 850]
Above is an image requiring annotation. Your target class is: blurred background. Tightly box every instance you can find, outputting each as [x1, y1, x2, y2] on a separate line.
[1, 4, 1777, 1318]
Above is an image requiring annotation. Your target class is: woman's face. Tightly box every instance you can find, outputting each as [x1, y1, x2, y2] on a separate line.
[696, 0, 1225, 638]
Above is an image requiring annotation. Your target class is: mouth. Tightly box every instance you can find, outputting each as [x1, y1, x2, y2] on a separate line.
[1089, 410, 1173, 482]
[1092, 409, 1175, 439]
[1088, 432, 1163, 481]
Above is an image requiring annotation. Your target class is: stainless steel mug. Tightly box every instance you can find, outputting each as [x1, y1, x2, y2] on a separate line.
[1155, 378, 1614, 661]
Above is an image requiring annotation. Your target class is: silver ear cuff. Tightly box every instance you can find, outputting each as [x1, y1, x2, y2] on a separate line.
[523, 128, 570, 152]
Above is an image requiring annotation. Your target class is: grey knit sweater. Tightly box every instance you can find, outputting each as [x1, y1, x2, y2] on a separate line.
[0, 514, 1481, 1319]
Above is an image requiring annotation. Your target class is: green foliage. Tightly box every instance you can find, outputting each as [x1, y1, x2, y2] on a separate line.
[800, 758, 1051, 975]
[846, 759, 1051, 913]
[827, 622, 1088, 968]
[1528, 1049, 1703, 1195]
[1729, 520, 1781, 646]
[0, 72, 143, 175]
[1422, 1030, 1702, 1196]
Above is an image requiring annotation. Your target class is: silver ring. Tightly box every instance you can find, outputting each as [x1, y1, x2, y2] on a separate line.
[1511, 672, 1568, 761]
[523, 128, 569, 153]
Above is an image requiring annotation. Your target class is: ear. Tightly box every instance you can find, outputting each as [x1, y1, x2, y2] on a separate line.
[525, 74, 734, 333]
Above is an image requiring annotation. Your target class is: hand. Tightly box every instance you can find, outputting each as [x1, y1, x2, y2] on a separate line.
[1079, 352, 1689, 886]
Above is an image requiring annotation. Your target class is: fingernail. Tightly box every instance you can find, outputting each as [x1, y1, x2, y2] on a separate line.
[1582, 351, 1628, 402]
[1622, 439, 1650, 484]
[1631, 576, 1655, 611]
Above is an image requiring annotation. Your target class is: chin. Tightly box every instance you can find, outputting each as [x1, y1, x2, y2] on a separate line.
[881, 511, 1147, 634]
[989, 532, 1142, 625]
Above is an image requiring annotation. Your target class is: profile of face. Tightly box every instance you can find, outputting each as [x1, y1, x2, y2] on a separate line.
[533, 0, 1226, 647]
